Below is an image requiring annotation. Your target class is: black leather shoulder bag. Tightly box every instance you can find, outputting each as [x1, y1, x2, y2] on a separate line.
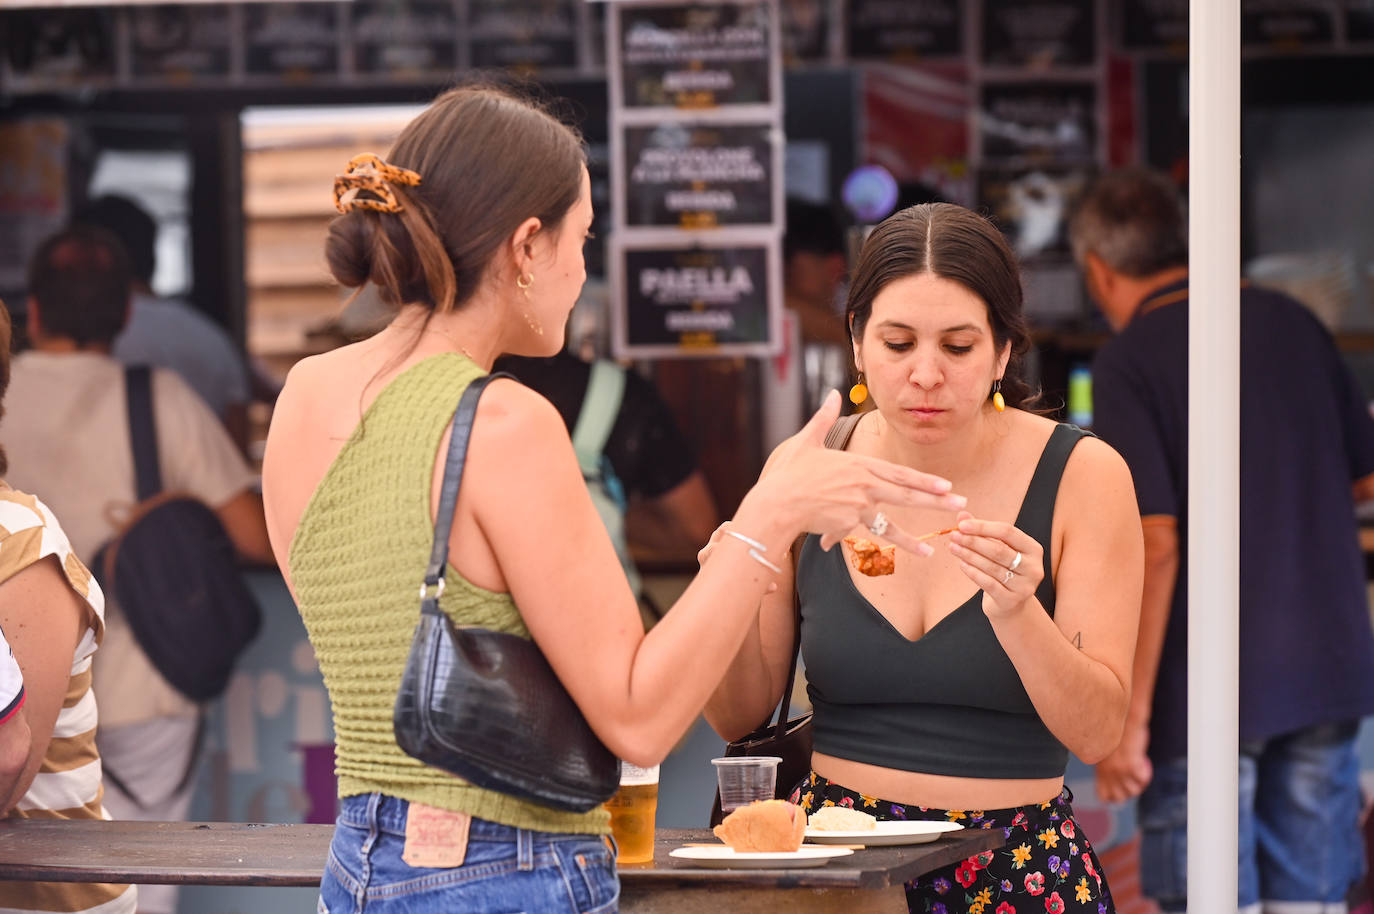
[393, 372, 621, 812]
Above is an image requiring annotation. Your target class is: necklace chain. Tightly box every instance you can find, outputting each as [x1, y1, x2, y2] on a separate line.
[392, 320, 478, 363]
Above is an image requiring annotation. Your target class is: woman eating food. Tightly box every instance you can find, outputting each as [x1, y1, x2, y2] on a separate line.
[703, 203, 1144, 913]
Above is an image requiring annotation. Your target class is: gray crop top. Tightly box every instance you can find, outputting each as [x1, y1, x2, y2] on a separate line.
[799, 422, 1089, 780]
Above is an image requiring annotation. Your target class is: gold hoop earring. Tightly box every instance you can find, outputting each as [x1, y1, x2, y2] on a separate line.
[516, 273, 533, 300]
[991, 378, 1006, 413]
[849, 372, 869, 406]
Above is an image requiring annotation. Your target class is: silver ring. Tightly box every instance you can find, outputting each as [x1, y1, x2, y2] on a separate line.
[1009, 551, 1023, 572]
[1002, 568, 1015, 585]
[868, 511, 889, 537]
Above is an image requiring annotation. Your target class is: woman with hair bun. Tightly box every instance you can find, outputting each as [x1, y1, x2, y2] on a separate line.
[704, 203, 1145, 913]
[261, 85, 963, 912]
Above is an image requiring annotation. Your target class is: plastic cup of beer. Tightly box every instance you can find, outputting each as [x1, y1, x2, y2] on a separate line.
[712, 756, 782, 812]
[605, 762, 659, 864]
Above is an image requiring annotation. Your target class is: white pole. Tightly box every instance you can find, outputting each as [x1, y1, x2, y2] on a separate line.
[1188, 1, 1241, 912]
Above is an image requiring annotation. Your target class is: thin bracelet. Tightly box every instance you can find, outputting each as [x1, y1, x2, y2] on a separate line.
[724, 529, 783, 574]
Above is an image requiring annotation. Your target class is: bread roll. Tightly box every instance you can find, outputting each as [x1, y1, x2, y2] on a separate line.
[712, 799, 807, 852]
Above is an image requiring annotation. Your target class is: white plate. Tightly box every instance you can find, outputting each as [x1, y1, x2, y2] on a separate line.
[668, 845, 854, 868]
[805, 820, 965, 846]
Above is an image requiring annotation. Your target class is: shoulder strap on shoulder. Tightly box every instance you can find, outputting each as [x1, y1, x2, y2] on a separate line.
[1018, 423, 1093, 615]
[823, 411, 863, 451]
[571, 361, 626, 476]
[125, 366, 162, 501]
[422, 373, 514, 611]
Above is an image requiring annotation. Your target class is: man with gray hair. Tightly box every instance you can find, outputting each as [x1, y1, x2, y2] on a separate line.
[1070, 166, 1374, 914]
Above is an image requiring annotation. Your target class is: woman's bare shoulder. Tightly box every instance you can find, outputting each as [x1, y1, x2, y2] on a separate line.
[1059, 431, 1136, 510]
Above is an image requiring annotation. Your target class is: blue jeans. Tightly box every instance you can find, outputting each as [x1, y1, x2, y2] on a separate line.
[1138, 720, 1364, 912]
[318, 794, 619, 914]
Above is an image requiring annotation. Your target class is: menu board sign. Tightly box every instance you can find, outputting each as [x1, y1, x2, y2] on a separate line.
[980, 82, 1097, 163]
[780, 0, 830, 63]
[846, 0, 962, 61]
[244, 2, 340, 80]
[1119, 0, 1187, 51]
[1241, 0, 1336, 49]
[982, 0, 1095, 68]
[468, 0, 578, 72]
[623, 123, 774, 229]
[618, 2, 773, 108]
[352, 0, 459, 77]
[0, 8, 117, 87]
[620, 243, 773, 351]
[129, 4, 233, 81]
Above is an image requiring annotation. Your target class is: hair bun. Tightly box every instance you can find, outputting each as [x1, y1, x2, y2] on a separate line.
[325, 213, 376, 290]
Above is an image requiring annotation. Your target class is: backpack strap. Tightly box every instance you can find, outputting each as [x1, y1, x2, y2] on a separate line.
[124, 366, 163, 500]
[571, 361, 626, 477]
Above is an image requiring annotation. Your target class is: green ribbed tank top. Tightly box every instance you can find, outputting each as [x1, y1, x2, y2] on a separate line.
[289, 353, 610, 835]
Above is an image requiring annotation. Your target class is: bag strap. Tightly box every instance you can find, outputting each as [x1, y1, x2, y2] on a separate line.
[124, 365, 162, 500]
[422, 373, 514, 615]
[571, 360, 625, 477]
[768, 409, 865, 736]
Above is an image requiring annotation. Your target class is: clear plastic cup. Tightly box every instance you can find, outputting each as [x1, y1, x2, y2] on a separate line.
[712, 756, 782, 812]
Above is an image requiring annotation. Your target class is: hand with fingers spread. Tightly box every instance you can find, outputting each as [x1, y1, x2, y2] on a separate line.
[741, 390, 968, 559]
[947, 510, 1045, 620]
[701, 392, 965, 573]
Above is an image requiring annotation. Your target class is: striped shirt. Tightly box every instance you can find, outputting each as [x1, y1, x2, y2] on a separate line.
[0, 626, 22, 725]
[0, 487, 135, 914]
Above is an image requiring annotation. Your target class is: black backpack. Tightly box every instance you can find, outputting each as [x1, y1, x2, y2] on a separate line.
[91, 366, 262, 705]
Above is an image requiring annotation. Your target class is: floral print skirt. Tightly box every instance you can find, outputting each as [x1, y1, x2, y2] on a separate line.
[791, 772, 1114, 914]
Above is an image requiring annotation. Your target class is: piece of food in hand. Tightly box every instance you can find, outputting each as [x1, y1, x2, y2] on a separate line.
[808, 806, 878, 831]
[843, 535, 896, 576]
[712, 799, 807, 852]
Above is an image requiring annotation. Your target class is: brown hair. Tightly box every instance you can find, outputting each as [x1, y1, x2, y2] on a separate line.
[28, 225, 133, 346]
[325, 83, 587, 315]
[845, 203, 1036, 408]
[0, 297, 11, 476]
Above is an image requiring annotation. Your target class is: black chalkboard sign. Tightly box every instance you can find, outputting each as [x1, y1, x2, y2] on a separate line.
[623, 122, 775, 228]
[469, 0, 578, 72]
[129, 4, 233, 82]
[981, 82, 1097, 163]
[618, 2, 773, 108]
[352, 0, 459, 77]
[982, 0, 1095, 68]
[846, 0, 962, 61]
[244, 3, 340, 80]
[622, 243, 772, 349]
[1120, 0, 1187, 52]
[1242, 1, 1335, 50]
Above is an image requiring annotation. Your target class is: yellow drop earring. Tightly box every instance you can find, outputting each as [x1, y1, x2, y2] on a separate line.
[991, 378, 1006, 412]
[849, 372, 868, 406]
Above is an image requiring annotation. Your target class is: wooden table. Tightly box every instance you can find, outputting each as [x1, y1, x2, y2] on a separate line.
[0, 820, 1003, 913]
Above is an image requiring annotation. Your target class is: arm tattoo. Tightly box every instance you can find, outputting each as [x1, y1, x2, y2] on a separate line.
[1072, 631, 1083, 649]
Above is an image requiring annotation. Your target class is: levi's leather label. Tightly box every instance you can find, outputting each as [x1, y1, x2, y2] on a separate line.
[403, 803, 470, 868]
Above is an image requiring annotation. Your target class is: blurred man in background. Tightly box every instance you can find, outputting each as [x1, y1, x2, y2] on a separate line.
[75, 195, 253, 451]
[1071, 167, 1374, 914]
[3, 226, 271, 914]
